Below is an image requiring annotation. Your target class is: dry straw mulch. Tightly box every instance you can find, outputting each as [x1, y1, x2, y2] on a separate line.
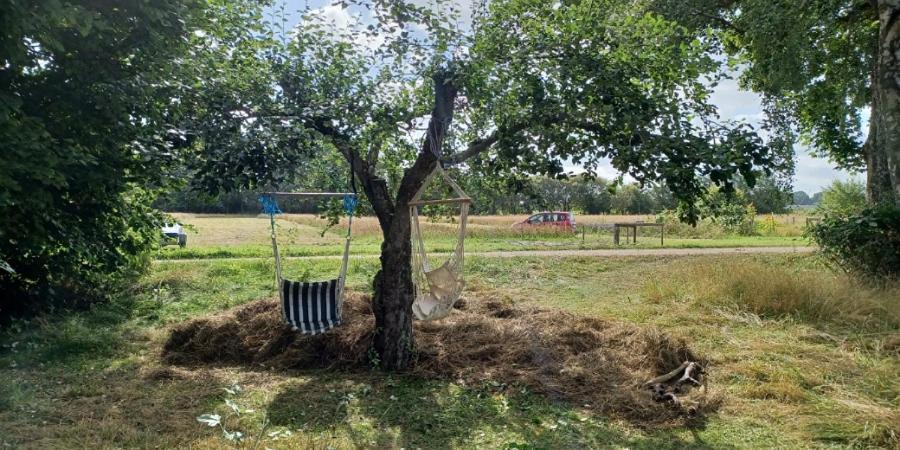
[163, 292, 717, 426]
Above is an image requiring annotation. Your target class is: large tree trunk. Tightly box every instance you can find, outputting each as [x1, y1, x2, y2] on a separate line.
[873, 0, 900, 206]
[864, 114, 895, 204]
[371, 207, 417, 369]
[368, 70, 459, 370]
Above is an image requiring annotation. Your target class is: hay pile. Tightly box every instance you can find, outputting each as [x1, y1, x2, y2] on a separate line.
[163, 293, 716, 425]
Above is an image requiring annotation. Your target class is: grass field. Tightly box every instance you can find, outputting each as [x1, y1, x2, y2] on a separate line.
[156, 213, 813, 260]
[1, 252, 897, 449]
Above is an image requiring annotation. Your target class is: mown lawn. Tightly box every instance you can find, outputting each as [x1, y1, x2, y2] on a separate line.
[1, 254, 896, 449]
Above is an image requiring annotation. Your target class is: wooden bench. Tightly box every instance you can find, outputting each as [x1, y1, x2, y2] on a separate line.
[613, 222, 665, 245]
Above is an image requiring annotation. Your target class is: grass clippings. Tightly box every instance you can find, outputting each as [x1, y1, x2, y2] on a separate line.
[163, 292, 717, 427]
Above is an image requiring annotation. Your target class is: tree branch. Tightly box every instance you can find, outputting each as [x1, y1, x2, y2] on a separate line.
[305, 117, 396, 229]
[444, 122, 528, 165]
[689, 10, 741, 32]
[838, 0, 877, 24]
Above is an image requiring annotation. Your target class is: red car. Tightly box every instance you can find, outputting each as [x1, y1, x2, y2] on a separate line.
[512, 211, 577, 232]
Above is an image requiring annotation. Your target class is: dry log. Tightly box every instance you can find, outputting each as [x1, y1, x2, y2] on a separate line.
[644, 361, 705, 408]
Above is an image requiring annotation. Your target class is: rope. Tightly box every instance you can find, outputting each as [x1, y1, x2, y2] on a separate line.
[260, 195, 284, 287]
[337, 157, 359, 300]
[259, 189, 356, 292]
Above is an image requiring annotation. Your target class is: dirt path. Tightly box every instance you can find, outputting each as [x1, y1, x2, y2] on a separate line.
[156, 246, 815, 263]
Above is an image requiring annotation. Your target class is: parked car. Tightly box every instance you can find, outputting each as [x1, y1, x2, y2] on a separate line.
[161, 223, 187, 247]
[512, 211, 577, 232]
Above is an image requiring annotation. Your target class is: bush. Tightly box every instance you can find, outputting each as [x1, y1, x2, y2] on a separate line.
[0, 1, 208, 318]
[816, 179, 866, 217]
[695, 189, 757, 236]
[808, 207, 900, 282]
[714, 203, 757, 235]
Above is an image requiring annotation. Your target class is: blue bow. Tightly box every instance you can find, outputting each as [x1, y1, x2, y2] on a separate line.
[259, 195, 282, 216]
[343, 195, 358, 215]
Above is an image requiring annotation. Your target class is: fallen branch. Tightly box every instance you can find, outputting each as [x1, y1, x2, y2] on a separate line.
[644, 361, 706, 411]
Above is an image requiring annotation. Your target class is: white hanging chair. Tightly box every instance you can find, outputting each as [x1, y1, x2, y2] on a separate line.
[409, 165, 471, 321]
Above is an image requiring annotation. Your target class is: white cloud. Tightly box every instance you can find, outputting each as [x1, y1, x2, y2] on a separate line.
[710, 75, 762, 122]
[793, 147, 858, 193]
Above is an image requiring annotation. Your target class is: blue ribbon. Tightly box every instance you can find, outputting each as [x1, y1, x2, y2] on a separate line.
[259, 195, 281, 216]
[343, 195, 358, 215]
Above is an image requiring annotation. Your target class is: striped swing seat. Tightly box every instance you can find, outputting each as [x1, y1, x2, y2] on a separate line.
[281, 278, 342, 334]
[261, 192, 357, 335]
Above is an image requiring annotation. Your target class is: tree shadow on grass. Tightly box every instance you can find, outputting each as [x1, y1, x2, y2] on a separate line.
[265, 372, 732, 450]
[0, 364, 227, 448]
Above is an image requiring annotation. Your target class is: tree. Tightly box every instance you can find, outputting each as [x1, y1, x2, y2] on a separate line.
[812, 191, 825, 204]
[817, 179, 868, 217]
[653, 0, 900, 207]
[530, 177, 587, 212]
[793, 191, 813, 206]
[744, 175, 792, 214]
[0, 0, 215, 315]
[577, 177, 614, 214]
[191, 0, 785, 369]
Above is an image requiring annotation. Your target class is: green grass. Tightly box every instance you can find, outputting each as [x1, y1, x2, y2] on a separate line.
[1, 254, 897, 448]
[156, 235, 810, 260]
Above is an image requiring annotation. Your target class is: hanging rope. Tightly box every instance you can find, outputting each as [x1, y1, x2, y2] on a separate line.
[260, 194, 284, 289]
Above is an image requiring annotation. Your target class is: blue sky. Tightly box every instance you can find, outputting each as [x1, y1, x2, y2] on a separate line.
[266, 0, 859, 194]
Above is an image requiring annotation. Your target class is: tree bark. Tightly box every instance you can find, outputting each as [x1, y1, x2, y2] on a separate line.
[369, 70, 459, 370]
[873, 0, 900, 206]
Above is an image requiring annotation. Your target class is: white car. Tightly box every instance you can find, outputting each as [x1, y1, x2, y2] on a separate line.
[161, 223, 187, 247]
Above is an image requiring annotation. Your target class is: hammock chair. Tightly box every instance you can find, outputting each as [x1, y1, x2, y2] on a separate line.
[261, 192, 358, 335]
[409, 164, 471, 321]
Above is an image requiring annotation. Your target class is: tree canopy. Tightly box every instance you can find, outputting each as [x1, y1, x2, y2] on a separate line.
[652, 0, 900, 206]
[1, 0, 806, 364]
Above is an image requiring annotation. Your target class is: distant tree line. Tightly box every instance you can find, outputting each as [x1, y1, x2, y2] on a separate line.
[157, 173, 800, 216]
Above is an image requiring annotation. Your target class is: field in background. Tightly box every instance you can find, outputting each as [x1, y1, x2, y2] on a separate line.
[159, 213, 812, 259]
[1, 254, 896, 448]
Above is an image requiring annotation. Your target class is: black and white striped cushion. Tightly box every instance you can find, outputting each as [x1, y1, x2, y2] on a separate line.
[281, 278, 342, 334]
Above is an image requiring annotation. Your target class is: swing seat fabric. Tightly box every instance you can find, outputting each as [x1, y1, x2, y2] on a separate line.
[281, 278, 343, 334]
[411, 262, 466, 320]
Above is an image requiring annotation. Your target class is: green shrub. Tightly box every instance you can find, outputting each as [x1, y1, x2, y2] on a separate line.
[695, 189, 757, 235]
[815, 179, 866, 217]
[808, 207, 900, 282]
[0, 1, 206, 317]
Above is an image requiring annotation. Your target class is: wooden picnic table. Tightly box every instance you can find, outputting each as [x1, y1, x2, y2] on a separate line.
[613, 222, 665, 246]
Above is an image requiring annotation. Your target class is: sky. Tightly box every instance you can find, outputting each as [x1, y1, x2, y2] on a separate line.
[266, 0, 860, 194]
[708, 75, 858, 194]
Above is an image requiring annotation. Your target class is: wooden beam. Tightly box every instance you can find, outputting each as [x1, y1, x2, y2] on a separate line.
[408, 197, 472, 207]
